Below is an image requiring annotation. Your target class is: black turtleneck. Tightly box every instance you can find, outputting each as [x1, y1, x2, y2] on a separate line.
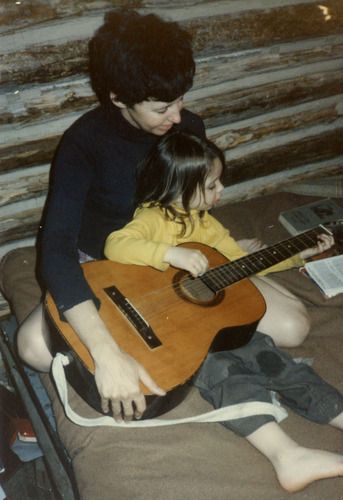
[40, 105, 205, 315]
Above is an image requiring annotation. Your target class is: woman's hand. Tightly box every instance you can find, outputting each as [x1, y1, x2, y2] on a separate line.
[164, 246, 208, 277]
[64, 300, 165, 421]
[92, 341, 165, 421]
[299, 233, 334, 260]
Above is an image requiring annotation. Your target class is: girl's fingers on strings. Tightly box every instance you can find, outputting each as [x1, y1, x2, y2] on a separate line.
[192, 251, 208, 273]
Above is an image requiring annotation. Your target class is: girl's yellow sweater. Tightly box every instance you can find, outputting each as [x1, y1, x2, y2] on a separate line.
[104, 206, 303, 274]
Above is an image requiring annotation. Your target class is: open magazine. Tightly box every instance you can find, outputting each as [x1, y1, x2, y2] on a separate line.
[304, 254, 343, 298]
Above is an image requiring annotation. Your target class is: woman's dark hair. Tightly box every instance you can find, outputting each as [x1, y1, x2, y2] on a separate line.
[135, 132, 225, 235]
[89, 9, 195, 108]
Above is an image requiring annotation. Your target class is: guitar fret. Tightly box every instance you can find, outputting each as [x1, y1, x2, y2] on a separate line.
[211, 269, 229, 288]
[256, 249, 285, 264]
[201, 225, 328, 292]
[204, 263, 243, 291]
[232, 259, 257, 274]
[247, 253, 277, 269]
[201, 274, 218, 291]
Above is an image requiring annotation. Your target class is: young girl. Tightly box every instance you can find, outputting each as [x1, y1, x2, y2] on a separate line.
[105, 131, 330, 347]
[104, 131, 343, 493]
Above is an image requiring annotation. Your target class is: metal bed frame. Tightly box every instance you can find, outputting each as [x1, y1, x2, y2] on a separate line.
[0, 316, 79, 500]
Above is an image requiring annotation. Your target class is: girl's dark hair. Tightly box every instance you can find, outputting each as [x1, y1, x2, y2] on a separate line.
[135, 132, 225, 235]
[89, 9, 195, 108]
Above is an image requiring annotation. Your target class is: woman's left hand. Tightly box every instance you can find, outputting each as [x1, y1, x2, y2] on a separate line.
[299, 233, 335, 260]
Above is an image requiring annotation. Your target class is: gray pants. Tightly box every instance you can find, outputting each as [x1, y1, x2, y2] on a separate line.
[195, 332, 343, 437]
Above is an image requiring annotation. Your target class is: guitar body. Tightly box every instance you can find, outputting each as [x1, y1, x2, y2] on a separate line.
[45, 243, 266, 417]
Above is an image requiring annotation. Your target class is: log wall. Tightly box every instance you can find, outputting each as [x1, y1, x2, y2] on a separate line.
[1, 0, 343, 315]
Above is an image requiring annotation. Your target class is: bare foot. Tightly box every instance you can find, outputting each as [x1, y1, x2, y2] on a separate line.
[274, 445, 343, 493]
[237, 238, 266, 253]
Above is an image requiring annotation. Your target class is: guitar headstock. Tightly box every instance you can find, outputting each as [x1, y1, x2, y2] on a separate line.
[320, 219, 343, 233]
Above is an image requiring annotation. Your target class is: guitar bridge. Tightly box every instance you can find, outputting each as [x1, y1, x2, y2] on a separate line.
[103, 286, 161, 349]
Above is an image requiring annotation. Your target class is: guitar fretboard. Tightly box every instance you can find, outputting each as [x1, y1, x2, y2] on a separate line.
[201, 225, 329, 292]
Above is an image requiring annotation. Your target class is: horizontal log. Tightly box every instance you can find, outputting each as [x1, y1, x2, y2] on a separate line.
[2, 155, 342, 248]
[1, 1, 342, 86]
[0, 165, 49, 207]
[0, 135, 61, 174]
[1, 76, 95, 126]
[218, 156, 343, 204]
[0, 206, 42, 245]
[2, 35, 343, 126]
[187, 1, 343, 55]
[0, 0, 217, 33]
[1, 85, 342, 175]
[190, 61, 343, 128]
[209, 94, 343, 150]
[1, 95, 341, 212]
[0, 113, 78, 173]
[194, 35, 343, 91]
[222, 122, 343, 185]
[1, 2, 140, 33]
[2, 50, 343, 137]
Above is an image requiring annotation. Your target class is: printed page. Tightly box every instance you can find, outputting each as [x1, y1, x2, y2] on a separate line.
[305, 255, 343, 297]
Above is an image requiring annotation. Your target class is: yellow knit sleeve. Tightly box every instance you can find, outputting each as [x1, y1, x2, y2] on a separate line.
[104, 208, 171, 270]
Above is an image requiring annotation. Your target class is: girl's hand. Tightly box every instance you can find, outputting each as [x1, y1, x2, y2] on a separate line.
[299, 233, 334, 260]
[164, 246, 209, 277]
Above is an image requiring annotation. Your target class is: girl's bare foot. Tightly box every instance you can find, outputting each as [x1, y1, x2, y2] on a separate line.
[274, 445, 343, 493]
[247, 422, 343, 492]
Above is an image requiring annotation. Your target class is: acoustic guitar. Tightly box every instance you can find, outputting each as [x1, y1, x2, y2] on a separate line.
[45, 223, 337, 418]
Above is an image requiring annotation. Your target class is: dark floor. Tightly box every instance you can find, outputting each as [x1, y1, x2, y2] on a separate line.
[1, 455, 58, 500]
[0, 363, 59, 500]
[0, 311, 79, 500]
[0, 354, 59, 500]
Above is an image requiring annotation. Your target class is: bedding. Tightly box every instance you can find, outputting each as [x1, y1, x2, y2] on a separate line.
[1, 192, 343, 499]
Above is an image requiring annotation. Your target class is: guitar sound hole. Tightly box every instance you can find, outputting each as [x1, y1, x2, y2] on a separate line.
[173, 272, 224, 306]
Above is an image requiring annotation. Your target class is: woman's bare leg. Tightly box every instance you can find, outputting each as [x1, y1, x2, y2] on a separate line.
[251, 275, 310, 347]
[246, 421, 343, 492]
[17, 303, 53, 371]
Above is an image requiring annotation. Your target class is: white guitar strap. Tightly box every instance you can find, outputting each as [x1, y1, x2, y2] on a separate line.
[52, 352, 288, 428]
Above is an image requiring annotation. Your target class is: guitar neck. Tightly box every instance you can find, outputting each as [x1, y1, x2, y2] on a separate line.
[201, 225, 330, 292]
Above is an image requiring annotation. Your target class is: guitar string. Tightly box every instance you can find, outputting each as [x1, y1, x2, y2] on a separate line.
[137, 231, 318, 307]
[59, 227, 326, 350]
[126, 230, 321, 322]
[150, 229, 318, 301]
